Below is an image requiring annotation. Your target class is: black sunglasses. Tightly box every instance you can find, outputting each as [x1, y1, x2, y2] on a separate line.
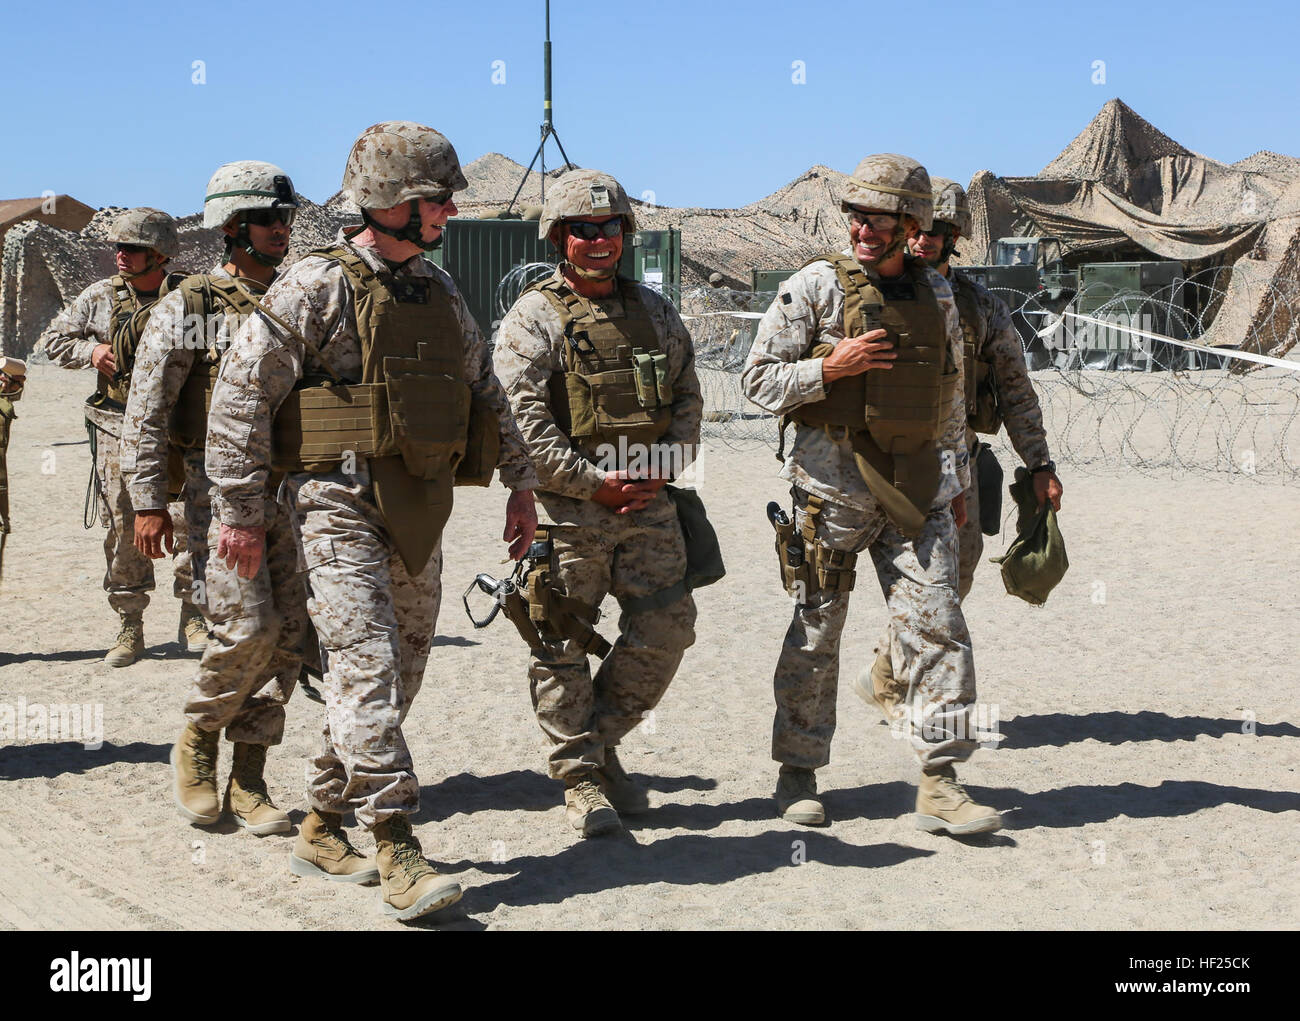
[115, 243, 148, 255]
[568, 219, 623, 241]
[423, 190, 454, 206]
[244, 208, 297, 228]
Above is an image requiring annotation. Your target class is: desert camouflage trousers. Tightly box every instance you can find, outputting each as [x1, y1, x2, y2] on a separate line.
[91, 415, 192, 617]
[183, 454, 308, 746]
[772, 487, 978, 771]
[529, 496, 697, 781]
[283, 468, 441, 830]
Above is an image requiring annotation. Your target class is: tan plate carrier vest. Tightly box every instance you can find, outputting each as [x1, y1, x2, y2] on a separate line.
[170, 274, 266, 449]
[100, 272, 185, 406]
[270, 245, 498, 575]
[952, 272, 1002, 435]
[529, 274, 673, 463]
[789, 252, 958, 538]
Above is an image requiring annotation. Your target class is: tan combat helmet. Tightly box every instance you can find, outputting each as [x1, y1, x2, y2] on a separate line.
[841, 154, 934, 231]
[108, 207, 179, 260]
[342, 121, 466, 250]
[930, 178, 972, 237]
[203, 161, 298, 267]
[538, 169, 637, 242]
[203, 161, 298, 229]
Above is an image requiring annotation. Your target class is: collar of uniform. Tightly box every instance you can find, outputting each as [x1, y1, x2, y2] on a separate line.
[335, 226, 432, 279]
[552, 265, 625, 319]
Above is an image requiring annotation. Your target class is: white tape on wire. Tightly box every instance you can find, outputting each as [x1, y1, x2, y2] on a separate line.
[1027, 310, 1300, 374]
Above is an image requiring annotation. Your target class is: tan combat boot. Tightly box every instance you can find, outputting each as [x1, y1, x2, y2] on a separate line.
[372, 815, 463, 922]
[915, 765, 1002, 836]
[852, 651, 906, 723]
[290, 810, 379, 884]
[171, 721, 221, 825]
[774, 764, 825, 826]
[104, 611, 145, 667]
[179, 604, 208, 653]
[224, 742, 291, 836]
[595, 747, 649, 815]
[564, 777, 621, 837]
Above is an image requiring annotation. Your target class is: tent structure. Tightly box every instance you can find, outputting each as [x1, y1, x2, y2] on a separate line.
[958, 99, 1300, 355]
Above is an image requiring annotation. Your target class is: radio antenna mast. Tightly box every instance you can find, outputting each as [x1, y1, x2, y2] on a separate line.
[506, 0, 575, 214]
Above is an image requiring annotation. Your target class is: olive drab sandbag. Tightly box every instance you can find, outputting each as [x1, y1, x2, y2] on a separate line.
[529, 274, 672, 458]
[990, 466, 1068, 605]
[789, 252, 958, 537]
[952, 274, 1002, 435]
[271, 246, 486, 574]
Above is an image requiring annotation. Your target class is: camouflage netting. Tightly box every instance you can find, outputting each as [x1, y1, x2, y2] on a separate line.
[957, 98, 1300, 359]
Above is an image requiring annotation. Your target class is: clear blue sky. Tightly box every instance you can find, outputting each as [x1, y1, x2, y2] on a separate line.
[3, 0, 1297, 215]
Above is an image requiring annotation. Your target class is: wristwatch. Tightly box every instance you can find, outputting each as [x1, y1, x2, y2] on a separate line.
[1028, 461, 1056, 475]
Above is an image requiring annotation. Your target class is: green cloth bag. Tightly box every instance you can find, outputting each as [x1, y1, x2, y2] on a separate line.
[989, 467, 1068, 606]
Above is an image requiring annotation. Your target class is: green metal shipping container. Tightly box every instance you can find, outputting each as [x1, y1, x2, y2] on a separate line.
[751, 269, 797, 293]
[427, 219, 681, 340]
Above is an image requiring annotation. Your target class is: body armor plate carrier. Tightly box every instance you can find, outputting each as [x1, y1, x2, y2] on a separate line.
[271, 246, 498, 574]
[528, 274, 673, 463]
[952, 271, 1002, 435]
[788, 252, 958, 537]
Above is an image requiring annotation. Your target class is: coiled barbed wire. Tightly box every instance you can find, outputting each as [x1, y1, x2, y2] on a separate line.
[682, 268, 1300, 483]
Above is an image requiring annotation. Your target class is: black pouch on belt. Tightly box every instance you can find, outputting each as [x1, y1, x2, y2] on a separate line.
[975, 442, 1003, 536]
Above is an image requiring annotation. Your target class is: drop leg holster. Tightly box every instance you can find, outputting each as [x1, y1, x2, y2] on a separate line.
[769, 495, 857, 600]
[506, 527, 613, 659]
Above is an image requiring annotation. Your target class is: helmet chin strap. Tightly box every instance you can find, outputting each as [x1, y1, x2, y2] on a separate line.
[232, 217, 286, 268]
[119, 254, 166, 282]
[362, 200, 443, 252]
[564, 259, 617, 281]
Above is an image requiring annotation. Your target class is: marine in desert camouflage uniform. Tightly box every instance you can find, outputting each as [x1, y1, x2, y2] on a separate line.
[908, 177, 1061, 599]
[37, 208, 198, 666]
[206, 122, 537, 922]
[122, 162, 310, 838]
[494, 169, 702, 838]
[743, 154, 1001, 836]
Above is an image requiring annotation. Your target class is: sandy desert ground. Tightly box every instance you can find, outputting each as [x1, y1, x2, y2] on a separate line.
[0, 364, 1296, 931]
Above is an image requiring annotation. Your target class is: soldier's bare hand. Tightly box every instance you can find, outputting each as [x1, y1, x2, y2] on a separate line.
[821, 330, 894, 383]
[134, 509, 174, 559]
[503, 489, 538, 561]
[592, 471, 664, 514]
[951, 491, 968, 530]
[218, 524, 266, 579]
[90, 343, 117, 379]
[1033, 470, 1063, 511]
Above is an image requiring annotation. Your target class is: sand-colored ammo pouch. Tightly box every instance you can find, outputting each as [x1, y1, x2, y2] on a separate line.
[770, 494, 856, 600]
[270, 246, 494, 573]
[530, 275, 673, 462]
[788, 252, 958, 538]
[953, 273, 1002, 435]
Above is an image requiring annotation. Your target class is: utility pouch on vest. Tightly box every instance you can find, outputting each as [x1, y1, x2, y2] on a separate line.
[381, 356, 471, 481]
[564, 367, 670, 441]
[632, 349, 672, 409]
[975, 442, 1003, 536]
[169, 362, 220, 449]
[454, 395, 500, 487]
[271, 382, 382, 471]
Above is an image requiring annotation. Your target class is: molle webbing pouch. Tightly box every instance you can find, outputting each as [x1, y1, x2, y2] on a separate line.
[531, 277, 673, 458]
[271, 380, 383, 471]
[954, 277, 1001, 435]
[381, 355, 470, 482]
[455, 394, 500, 487]
[169, 362, 220, 450]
